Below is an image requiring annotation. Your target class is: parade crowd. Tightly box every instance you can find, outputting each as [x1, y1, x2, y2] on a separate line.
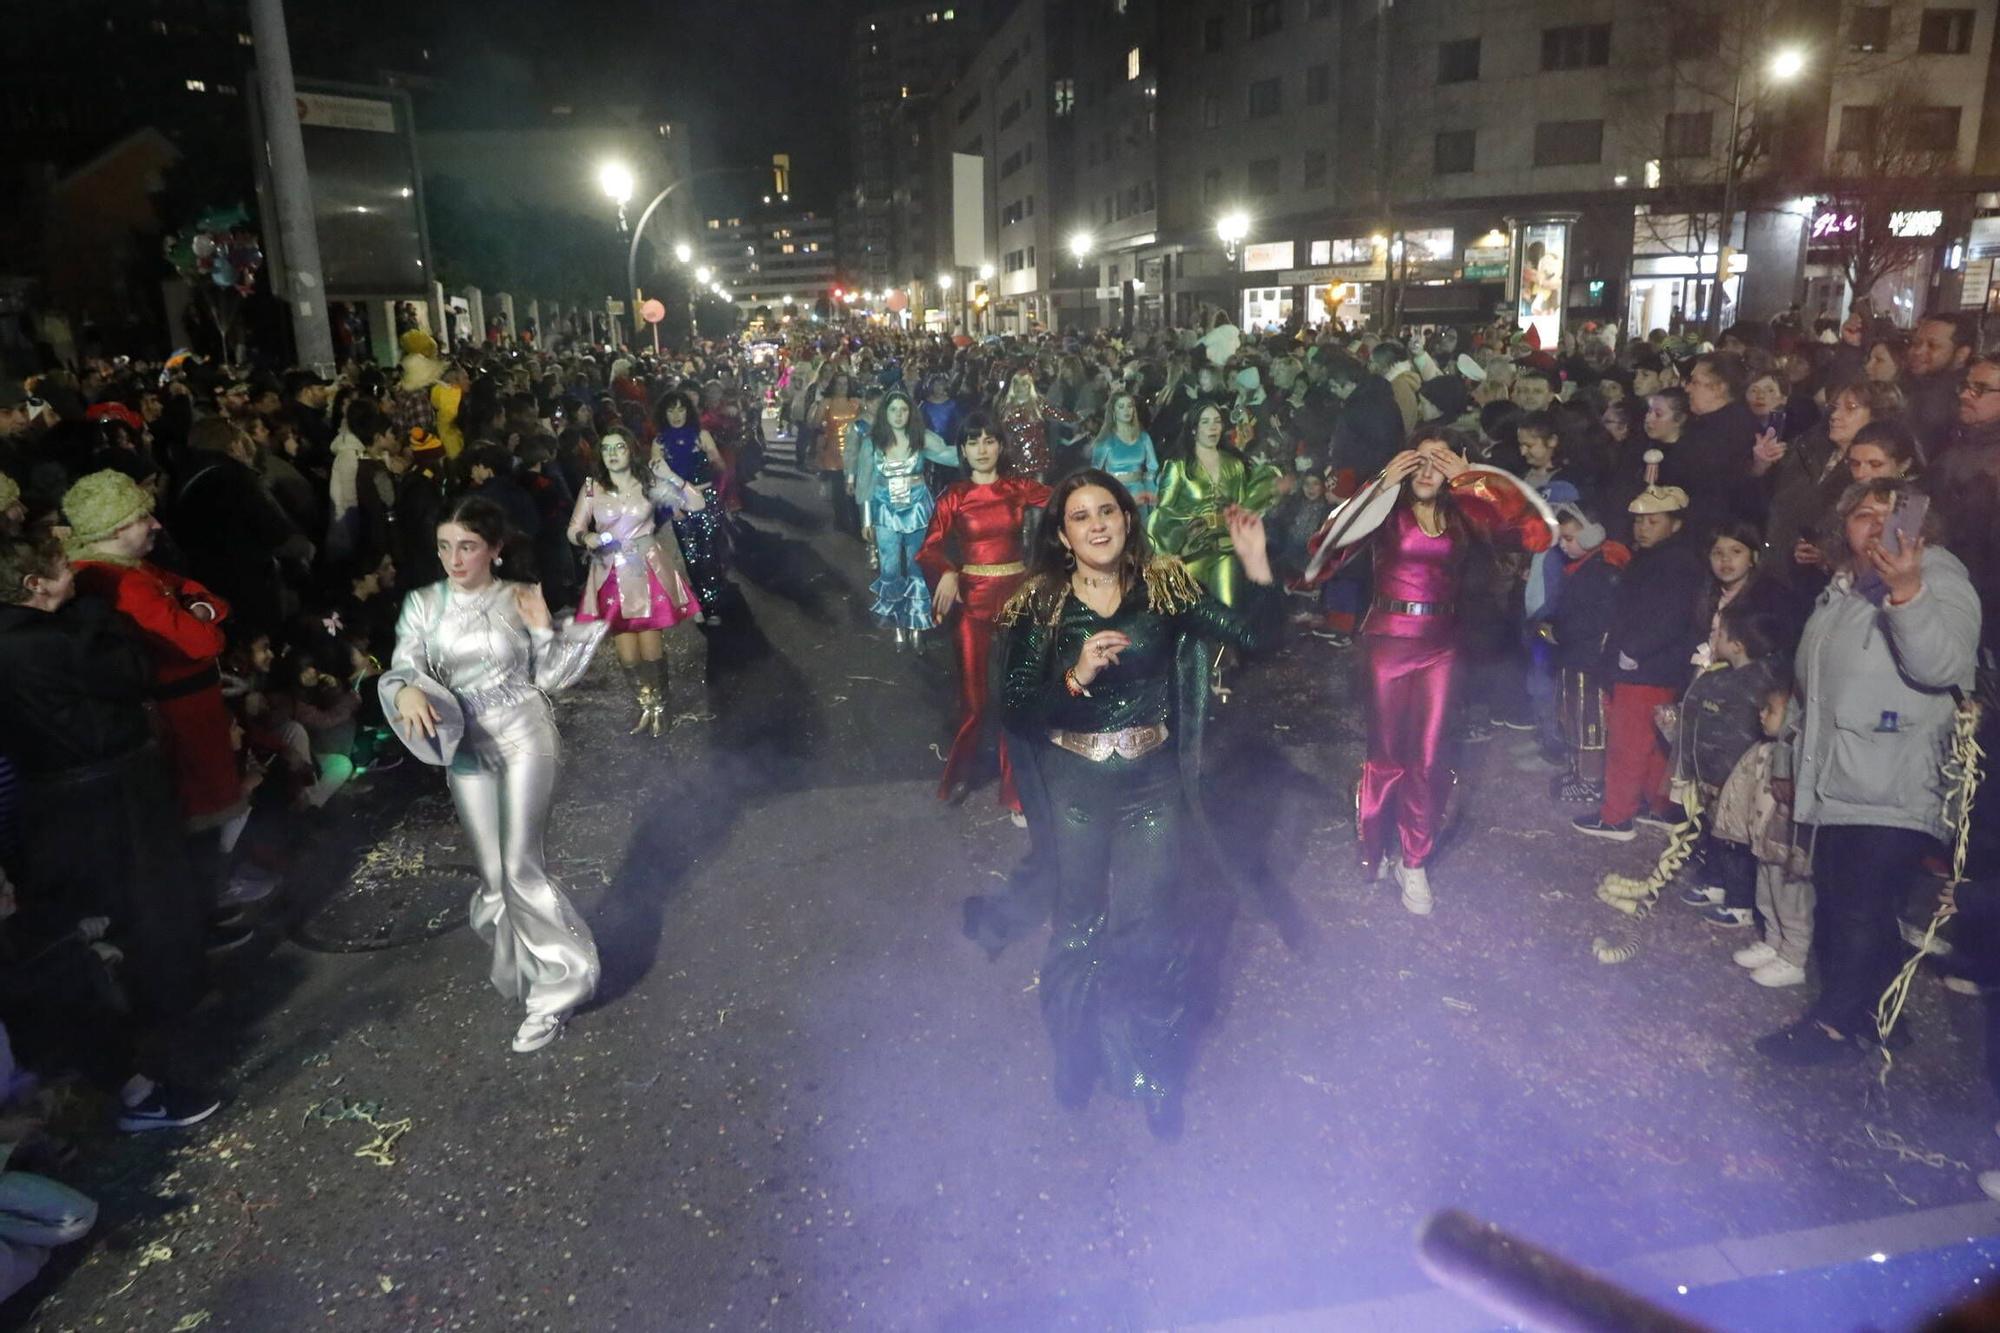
[2, 292, 2000, 1283]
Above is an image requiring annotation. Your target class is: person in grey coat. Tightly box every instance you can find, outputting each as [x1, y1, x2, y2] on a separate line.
[1756, 478, 1981, 1064]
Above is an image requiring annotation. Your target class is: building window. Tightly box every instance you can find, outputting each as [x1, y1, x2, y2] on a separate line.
[1203, 14, 1224, 51]
[1303, 149, 1328, 188]
[1248, 0, 1284, 39]
[1202, 92, 1223, 129]
[1663, 110, 1713, 158]
[1910, 105, 1964, 151]
[1437, 38, 1480, 84]
[1836, 105, 1880, 150]
[1053, 78, 1075, 115]
[1541, 23, 1611, 70]
[1920, 9, 1975, 54]
[1202, 167, 1222, 205]
[1248, 77, 1282, 118]
[1669, 15, 1722, 60]
[1127, 46, 1142, 79]
[957, 93, 982, 123]
[1849, 6, 1892, 52]
[1306, 63, 1330, 105]
[1533, 119, 1603, 166]
[1248, 156, 1281, 195]
[1028, 246, 1035, 267]
[1434, 129, 1476, 174]
[184, 78, 207, 92]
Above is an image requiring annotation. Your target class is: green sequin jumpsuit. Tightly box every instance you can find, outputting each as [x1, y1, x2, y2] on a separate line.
[1000, 566, 1280, 1105]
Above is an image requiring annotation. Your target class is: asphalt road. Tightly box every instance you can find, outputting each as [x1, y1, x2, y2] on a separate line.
[14, 441, 2000, 1332]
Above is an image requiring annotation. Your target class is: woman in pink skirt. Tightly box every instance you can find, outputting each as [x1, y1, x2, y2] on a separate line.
[567, 432, 704, 736]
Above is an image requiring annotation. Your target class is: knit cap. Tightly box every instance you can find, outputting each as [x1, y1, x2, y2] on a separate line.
[62, 468, 154, 552]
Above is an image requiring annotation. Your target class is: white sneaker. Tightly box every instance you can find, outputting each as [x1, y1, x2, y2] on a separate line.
[1982, 1170, 2000, 1204]
[1396, 862, 1433, 916]
[1750, 958, 1807, 989]
[218, 872, 280, 909]
[1733, 941, 1779, 969]
[1009, 811, 1027, 829]
[511, 1014, 564, 1053]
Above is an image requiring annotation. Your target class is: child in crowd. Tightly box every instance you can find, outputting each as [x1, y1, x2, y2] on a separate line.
[1670, 604, 1786, 928]
[277, 642, 360, 809]
[1268, 472, 1332, 584]
[1513, 410, 1572, 495]
[1709, 678, 1813, 988]
[1542, 502, 1629, 803]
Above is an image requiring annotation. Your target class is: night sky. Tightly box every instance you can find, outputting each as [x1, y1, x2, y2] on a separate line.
[387, 0, 856, 216]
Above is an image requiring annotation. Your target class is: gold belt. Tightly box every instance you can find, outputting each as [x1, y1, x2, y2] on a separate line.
[962, 561, 1026, 577]
[1049, 723, 1169, 762]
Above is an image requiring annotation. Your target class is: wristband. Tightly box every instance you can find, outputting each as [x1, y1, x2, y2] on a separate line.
[1064, 668, 1091, 698]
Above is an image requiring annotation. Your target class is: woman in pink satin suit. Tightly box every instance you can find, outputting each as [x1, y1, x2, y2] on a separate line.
[1318, 430, 1552, 915]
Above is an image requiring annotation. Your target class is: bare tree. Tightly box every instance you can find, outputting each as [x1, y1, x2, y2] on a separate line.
[1813, 73, 1968, 308]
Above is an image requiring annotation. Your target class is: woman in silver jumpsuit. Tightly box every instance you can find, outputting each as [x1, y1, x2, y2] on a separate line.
[382, 496, 608, 1053]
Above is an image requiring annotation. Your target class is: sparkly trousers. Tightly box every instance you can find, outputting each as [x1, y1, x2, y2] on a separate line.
[671, 502, 730, 610]
[940, 585, 1020, 810]
[1357, 634, 1458, 870]
[447, 698, 600, 1019]
[1039, 744, 1191, 1101]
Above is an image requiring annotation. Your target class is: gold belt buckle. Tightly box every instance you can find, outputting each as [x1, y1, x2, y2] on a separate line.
[1051, 724, 1167, 762]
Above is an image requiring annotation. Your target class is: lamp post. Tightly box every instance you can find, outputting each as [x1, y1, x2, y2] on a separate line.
[598, 162, 636, 343]
[620, 164, 765, 354]
[1711, 45, 1809, 332]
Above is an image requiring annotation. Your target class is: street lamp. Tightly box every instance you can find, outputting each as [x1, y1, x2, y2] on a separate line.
[978, 262, 995, 280]
[673, 241, 693, 264]
[695, 265, 713, 285]
[1712, 44, 1810, 330]
[598, 161, 634, 231]
[1216, 211, 1249, 262]
[936, 272, 954, 291]
[1069, 231, 1094, 265]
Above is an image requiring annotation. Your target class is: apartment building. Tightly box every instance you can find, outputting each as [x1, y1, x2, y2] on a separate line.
[697, 209, 838, 311]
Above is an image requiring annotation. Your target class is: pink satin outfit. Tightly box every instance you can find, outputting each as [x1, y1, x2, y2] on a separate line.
[569, 481, 700, 633]
[1355, 476, 1550, 870]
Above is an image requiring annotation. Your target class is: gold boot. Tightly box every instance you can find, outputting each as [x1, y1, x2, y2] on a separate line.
[629, 684, 660, 736]
[645, 658, 670, 737]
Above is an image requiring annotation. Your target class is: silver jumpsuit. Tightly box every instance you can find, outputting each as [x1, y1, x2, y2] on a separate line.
[380, 581, 607, 1020]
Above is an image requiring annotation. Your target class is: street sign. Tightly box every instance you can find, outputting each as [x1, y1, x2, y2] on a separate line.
[1464, 245, 1509, 281]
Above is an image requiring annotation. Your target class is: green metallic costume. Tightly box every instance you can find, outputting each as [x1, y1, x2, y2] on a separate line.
[997, 557, 1281, 1110]
[1147, 449, 1281, 607]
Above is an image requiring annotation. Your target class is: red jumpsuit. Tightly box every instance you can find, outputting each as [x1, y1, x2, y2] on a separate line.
[1349, 476, 1549, 870]
[917, 475, 1051, 810]
[73, 560, 240, 828]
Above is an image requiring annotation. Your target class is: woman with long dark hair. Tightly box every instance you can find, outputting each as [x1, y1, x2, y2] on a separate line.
[1309, 427, 1554, 914]
[847, 390, 961, 647]
[918, 412, 1049, 814]
[381, 496, 607, 1052]
[653, 390, 733, 623]
[998, 468, 1280, 1138]
[566, 431, 705, 736]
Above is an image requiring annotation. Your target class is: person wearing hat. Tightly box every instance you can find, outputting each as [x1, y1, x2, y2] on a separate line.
[64, 468, 245, 851]
[392, 329, 444, 443]
[173, 417, 311, 634]
[1540, 501, 1630, 805]
[1574, 472, 1707, 840]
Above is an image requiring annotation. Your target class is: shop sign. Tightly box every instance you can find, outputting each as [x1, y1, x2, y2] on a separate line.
[1240, 241, 1295, 271]
[1463, 244, 1510, 280]
[1810, 207, 1946, 242]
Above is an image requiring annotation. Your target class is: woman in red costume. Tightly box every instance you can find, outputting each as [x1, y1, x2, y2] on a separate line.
[918, 413, 1050, 821]
[1308, 429, 1554, 915]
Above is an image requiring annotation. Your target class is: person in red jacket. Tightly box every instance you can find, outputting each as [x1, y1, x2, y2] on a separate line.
[918, 414, 1050, 820]
[61, 471, 243, 836]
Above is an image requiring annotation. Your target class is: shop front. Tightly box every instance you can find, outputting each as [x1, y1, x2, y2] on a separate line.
[1800, 202, 1956, 328]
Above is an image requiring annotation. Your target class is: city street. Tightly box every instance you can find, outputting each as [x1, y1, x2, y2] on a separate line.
[16, 447, 2000, 1333]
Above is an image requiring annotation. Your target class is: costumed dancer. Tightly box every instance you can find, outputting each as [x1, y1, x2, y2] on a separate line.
[997, 370, 1074, 479]
[653, 390, 733, 624]
[1148, 401, 1282, 699]
[918, 412, 1050, 816]
[850, 390, 961, 648]
[382, 496, 609, 1052]
[1089, 390, 1161, 522]
[999, 469, 1282, 1138]
[1304, 429, 1555, 914]
[567, 431, 705, 737]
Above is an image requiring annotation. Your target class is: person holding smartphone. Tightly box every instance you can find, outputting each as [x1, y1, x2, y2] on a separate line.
[1758, 479, 1980, 1064]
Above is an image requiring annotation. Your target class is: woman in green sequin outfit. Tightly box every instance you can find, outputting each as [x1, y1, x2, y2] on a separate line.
[999, 468, 1280, 1139]
[1148, 402, 1283, 607]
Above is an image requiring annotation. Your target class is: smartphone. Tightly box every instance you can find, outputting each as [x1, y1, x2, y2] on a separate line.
[1884, 490, 1929, 554]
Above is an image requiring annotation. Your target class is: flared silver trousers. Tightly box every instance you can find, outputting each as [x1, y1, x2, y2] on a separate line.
[447, 697, 600, 1018]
